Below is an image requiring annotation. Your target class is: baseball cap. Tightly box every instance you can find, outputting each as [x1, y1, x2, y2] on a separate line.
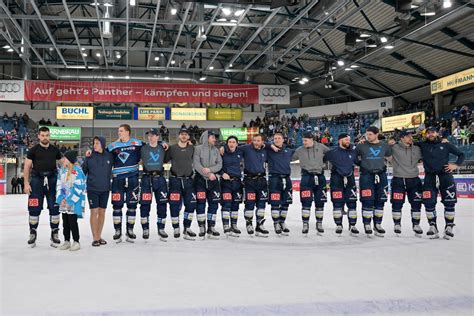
[302, 131, 314, 139]
[399, 130, 413, 137]
[426, 126, 438, 132]
[338, 133, 350, 140]
[145, 128, 159, 136]
[179, 128, 189, 135]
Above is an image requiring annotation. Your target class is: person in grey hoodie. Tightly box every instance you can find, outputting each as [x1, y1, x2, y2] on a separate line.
[293, 132, 330, 235]
[82, 136, 113, 246]
[193, 130, 222, 239]
[389, 130, 423, 237]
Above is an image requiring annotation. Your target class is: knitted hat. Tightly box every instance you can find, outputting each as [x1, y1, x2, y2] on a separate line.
[64, 151, 78, 164]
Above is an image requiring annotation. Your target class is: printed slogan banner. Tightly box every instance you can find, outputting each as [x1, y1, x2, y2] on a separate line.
[381, 112, 425, 132]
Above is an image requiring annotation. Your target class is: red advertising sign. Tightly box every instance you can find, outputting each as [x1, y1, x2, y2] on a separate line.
[24, 81, 260, 104]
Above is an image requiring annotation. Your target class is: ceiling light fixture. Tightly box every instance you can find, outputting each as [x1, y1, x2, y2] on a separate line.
[234, 9, 245, 17]
[443, 0, 452, 8]
[199, 76, 207, 81]
[384, 45, 394, 49]
[130, 0, 136, 6]
[154, 56, 160, 61]
[170, 8, 177, 15]
[209, 65, 214, 70]
[222, 7, 232, 16]
[380, 36, 388, 43]
[359, 32, 371, 38]
[337, 60, 345, 66]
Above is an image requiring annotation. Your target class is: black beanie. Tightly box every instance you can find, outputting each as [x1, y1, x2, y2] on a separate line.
[64, 151, 78, 164]
[338, 133, 349, 140]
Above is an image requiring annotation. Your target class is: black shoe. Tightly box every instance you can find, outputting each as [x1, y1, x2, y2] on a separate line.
[143, 229, 150, 240]
[174, 228, 181, 238]
[444, 224, 454, 239]
[302, 222, 309, 234]
[50, 229, 60, 248]
[223, 225, 231, 236]
[316, 222, 324, 234]
[28, 229, 37, 247]
[335, 225, 343, 235]
[92, 240, 101, 247]
[280, 222, 290, 236]
[364, 224, 373, 236]
[184, 227, 196, 240]
[126, 229, 136, 243]
[99, 238, 107, 245]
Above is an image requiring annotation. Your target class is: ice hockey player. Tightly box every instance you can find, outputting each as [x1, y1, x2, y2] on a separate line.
[239, 134, 270, 237]
[219, 136, 243, 237]
[292, 131, 330, 235]
[193, 131, 223, 239]
[324, 133, 360, 236]
[139, 128, 168, 241]
[389, 130, 423, 237]
[356, 126, 392, 237]
[418, 127, 464, 239]
[165, 128, 197, 240]
[107, 124, 143, 243]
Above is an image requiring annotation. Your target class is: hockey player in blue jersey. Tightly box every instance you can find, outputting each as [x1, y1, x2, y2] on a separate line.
[324, 134, 360, 236]
[219, 136, 243, 237]
[107, 124, 143, 243]
[266, 132, 296, 236]
[417, 127, 465, 239]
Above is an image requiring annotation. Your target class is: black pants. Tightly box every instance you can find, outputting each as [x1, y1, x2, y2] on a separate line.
[62, 213, 80, 242]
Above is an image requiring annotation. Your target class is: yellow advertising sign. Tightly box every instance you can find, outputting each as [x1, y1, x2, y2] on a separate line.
[381, 112, 425, 132]
[171, 108, 206, 121]
[431, 68, 474, 94]
[207, 108, 243, 121]
[56, 106, 94, 120]
[135, 107, 166, 120]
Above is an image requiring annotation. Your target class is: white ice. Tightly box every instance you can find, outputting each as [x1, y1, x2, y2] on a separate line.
[1, 194, 473, 316]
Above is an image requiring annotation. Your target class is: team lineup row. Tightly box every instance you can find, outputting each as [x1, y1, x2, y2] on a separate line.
[23, 124, 465, 249]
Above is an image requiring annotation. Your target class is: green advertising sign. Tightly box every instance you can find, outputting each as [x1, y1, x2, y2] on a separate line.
[219, 128, 248, 142]
[40, 126, 81, 141]
[95, 107, 133, 120]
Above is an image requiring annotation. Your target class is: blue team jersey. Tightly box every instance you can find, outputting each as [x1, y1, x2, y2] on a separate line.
[107, 138, 143, 179]
[265, 145, 295, 175]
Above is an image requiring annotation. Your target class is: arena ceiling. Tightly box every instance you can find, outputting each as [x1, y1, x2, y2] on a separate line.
[0, 0, 473, 106]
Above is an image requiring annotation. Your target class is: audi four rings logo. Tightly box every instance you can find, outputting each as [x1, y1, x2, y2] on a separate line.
[262, 88, 287, 97]
[0, 83, 21, 93]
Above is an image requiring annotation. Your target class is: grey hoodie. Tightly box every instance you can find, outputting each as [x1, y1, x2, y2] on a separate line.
[293, 143, 330, 174]
[391, 141, 422, 178]
[193, 131, 222, 179]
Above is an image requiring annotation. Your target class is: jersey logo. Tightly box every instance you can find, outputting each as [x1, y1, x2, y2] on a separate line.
[369, 147, 381, 158]
[393, 192, 404, 200]
[301, 190, 312, 198]
[142, 193, 152, 201]
[270, 193, 281, 201]
[197, 191, 206, 200]
[332, 191, 343, 199]
[247, 192, 256, 201]
[28, 198, 39, 207]
[423, 191, 432, 199]
[361, 189, 372, 197]
[222, 192, 232, 201]
[118, 151, 130, 164]
[112, 193, 121, 201]
[170, 193, 180, 201]
[149, 151, 160, 162]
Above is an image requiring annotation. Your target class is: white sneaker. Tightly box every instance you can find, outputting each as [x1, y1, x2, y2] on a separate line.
[59, 241, 71, 250]
[69, 241, 81, 251]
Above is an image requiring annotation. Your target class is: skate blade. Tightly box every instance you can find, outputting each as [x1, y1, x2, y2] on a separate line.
[159, 237, 168, 242]
[350, 232, 359, 237]
[443, 234, 452, 240]
[429, 234, 439, 239]
[317, 232, 324, 236]
[255, 233, 269, 238]
[183, 236, 196, 241]
[374, 232, 385, 238]
[28, 243, 36, 248]
[281, 232, 290, 236]
[229, 232, 240, 238]
[302, 232, 308, 237]
[115, 238, 122, 244]
[50, 242, 60, 248]
[414, 232, 422, 238]
[366, 234, 373, 238]
[126, 238, 135, 243]
[207, 235, 220, 240]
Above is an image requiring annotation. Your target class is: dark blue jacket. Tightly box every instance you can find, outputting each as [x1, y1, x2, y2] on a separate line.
[240, 144, 267, 175]
[221, 145, 243, 178]
[417, 140, 465, 174]
[82, 136, 113, 192]
[265, 144, 295, 176]
[324, 146, 359, 177]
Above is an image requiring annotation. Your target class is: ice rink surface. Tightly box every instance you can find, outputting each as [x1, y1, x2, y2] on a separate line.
[1, 194, 473, 316]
